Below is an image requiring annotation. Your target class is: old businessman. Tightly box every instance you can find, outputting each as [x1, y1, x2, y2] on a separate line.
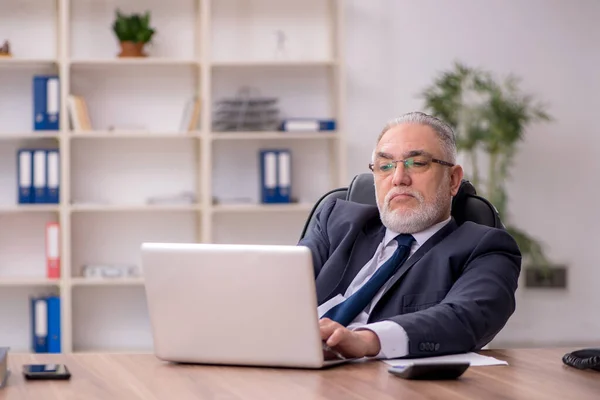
[299, 111, 521, 359]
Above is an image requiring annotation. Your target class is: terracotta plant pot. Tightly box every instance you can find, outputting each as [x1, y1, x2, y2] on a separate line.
[118, 41, 147, 57]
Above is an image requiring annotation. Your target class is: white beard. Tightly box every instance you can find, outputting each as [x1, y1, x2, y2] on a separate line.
[376, 177, 451, 234]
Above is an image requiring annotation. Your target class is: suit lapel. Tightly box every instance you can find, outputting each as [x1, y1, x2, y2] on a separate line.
[377, 218, 458, 302]
[319, 224, 385, 304]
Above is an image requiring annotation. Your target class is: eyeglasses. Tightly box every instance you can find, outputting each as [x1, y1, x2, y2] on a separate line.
[369, 155, 454, 176]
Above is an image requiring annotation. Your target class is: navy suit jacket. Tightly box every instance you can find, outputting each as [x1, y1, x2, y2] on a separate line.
[298, 198, 521, 357]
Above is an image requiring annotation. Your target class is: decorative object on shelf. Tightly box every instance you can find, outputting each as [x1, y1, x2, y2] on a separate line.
[107, 124, 148, 132]
[111, 9, 155, 58]
[212, 196, 254, 205]
[0, 347, 8, 389]
[213, 87, 280, 131]
[146, 191, 196, 205]
[421, 62, 558, 282]
[274, 29, 288, 59]
[0, 40, 11, 57]
[82, 264, 140, 279]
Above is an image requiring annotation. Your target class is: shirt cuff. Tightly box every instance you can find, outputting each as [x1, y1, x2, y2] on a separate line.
[353, 321, 409, 359]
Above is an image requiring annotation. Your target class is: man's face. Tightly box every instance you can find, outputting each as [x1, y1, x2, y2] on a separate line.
[373, 123, 463, 233]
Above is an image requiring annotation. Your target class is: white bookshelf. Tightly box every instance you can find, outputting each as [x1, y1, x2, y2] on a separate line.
[0, 0, 345, 353]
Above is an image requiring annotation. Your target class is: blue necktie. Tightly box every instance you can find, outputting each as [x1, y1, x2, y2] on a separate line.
[322, 234, 415, 327]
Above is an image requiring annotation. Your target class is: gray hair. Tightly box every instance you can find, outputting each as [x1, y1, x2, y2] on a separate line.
[375, 111, 457, 163]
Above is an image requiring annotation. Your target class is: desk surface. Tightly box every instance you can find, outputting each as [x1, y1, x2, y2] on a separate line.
[3, 348, 599, 400]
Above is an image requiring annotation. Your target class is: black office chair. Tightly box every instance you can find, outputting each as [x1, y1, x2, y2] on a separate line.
[299, 173, 504, 240]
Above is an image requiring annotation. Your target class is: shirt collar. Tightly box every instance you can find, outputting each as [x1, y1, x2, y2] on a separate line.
[383, 216, 452, 247]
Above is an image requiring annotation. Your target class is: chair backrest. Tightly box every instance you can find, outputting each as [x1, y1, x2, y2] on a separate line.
[299, 173, 504, 240]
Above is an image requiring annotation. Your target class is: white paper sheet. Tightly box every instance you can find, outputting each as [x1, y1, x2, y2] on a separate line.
[384, 352, 508, 367]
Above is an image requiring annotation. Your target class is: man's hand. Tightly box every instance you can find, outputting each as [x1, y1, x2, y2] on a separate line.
[319, 318, 381, 359]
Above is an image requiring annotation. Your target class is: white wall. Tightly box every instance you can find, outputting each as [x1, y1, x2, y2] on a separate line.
[344, 0, 600, 347]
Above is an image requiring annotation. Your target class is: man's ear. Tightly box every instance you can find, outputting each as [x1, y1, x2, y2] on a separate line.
[449, 165, 464, 196]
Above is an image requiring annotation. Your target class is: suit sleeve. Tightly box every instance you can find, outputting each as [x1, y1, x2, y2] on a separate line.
[387, 228, 521, 357]
[297, 198, 336, 278]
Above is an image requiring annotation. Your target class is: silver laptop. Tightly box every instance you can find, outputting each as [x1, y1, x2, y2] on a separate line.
[141, 242, 351, 369]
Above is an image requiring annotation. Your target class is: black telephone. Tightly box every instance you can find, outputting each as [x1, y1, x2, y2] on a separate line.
[562, 348, 600, 371]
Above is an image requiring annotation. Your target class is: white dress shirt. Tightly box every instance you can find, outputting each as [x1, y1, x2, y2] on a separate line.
[317, 216, 451, 359]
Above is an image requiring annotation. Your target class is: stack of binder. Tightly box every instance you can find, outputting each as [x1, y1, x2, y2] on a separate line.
[30, 295, 61, 353]
[260, 149, 291, 203]
[17, 149, 60, 204]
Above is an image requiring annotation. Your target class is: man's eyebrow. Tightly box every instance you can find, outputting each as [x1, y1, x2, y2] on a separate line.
[375, 152, 394, 160]
[375, 150, 432, 160]
[403, 149, 430, 158]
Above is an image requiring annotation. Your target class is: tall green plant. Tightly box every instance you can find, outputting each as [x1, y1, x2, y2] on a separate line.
[421, 62, 552, 267]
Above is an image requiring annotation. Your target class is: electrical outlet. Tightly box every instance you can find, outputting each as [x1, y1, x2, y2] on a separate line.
[525, 266, 567, 289]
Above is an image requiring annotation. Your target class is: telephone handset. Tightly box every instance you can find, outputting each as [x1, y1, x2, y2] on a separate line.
[562, 348, 600, 371]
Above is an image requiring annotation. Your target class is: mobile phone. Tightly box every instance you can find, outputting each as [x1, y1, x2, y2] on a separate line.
[388, 362, 470, 380]
[22, 364, 71, 380]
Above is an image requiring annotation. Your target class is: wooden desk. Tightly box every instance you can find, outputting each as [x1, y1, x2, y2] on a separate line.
[2, 348, 599, 400]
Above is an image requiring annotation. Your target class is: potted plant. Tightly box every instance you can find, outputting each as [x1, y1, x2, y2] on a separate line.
[421, 62, 564, 288]
[0, 40, 11, 57]
[112, 9, 156, 57]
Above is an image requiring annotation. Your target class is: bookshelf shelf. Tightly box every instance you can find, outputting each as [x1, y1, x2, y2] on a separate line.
[211, 59, 337, 68]
[0, 277, 61, 287]
[70, 59, 201, 67]
[69, 131, 201, 139]
[0, 0, 345, 354]
[73, 348, 152, 354]
[210, 131, 338, 140]
[211, 203, 314, 213]
[0, 132, 61, 140]
[70, 204, 199, 213]
[0, 205, 60, 213]
[0, 58, 58, 68]
[71, 277, 145, 287]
